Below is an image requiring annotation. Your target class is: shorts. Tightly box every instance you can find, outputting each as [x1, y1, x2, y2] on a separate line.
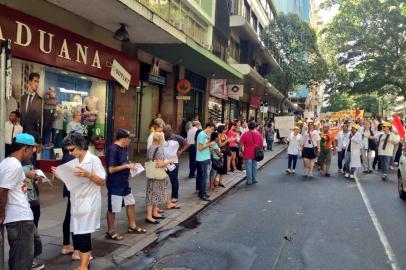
[108, 187, 135, 213]
[231, 146, 239, 152]
[302, 147, 317, 159]
[72, 233, 91, 253]
[318, 149, 332, 166]
[210, 167, 218, 180]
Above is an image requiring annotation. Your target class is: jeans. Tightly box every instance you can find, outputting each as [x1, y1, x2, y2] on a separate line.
[189, 144, 197, 177]
[167, 163, 180, 199]
[379, 155, 391, 175]
[30, 204, 41, 228]
[337, 151, 345, 170]
[245, 159, 257, 184]
[6, 220, 42, 270]
[196, 160, 211, 197]
[344, 151, 355, 174]
[266, 138, 273, 150]
[288, 154, 298, 169]
[361, 148, 372, 171]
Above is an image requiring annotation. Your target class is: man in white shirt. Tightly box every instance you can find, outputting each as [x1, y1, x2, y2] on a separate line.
[187, 121, 200, 178]
[5, 111, 23, 157]
[335, 123, 349, 173]
[376, 122, 400, 181]
[0, 133, 43, 270]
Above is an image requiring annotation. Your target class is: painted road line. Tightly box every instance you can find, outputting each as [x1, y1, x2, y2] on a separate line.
[354, 175, 400, 270]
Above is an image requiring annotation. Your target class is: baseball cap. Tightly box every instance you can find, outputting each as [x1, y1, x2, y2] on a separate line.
[352, 124, 360, 130]
[15, 133, 35, 146]
[116, 129, 135, 140]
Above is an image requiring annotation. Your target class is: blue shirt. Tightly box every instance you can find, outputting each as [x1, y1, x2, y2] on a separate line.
[106, 143, 130, 192]
[196, 131, 211, 161]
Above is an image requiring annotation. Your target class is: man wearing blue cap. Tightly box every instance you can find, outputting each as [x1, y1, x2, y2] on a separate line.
[0, 133, 43, 270]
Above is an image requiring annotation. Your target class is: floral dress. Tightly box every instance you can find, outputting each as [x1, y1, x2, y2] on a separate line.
[146, 146, 167, 205]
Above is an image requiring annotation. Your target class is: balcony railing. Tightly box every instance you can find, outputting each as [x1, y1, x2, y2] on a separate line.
[137, 0, 208, 47]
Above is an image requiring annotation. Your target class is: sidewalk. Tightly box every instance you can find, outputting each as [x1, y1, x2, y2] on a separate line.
[2, 144, 287, 270]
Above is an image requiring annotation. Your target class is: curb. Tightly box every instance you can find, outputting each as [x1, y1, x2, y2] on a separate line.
[101, 146, 287, 269]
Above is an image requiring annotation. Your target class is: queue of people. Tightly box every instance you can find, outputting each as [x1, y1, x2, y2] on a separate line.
[284, 116, 404, 182]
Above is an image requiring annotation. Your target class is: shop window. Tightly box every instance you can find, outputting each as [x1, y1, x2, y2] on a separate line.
[10, 58, 107, 160]
[208, 97, 222, 124]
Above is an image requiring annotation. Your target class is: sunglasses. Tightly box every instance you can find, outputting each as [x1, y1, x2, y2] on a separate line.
[67, 147, 76, 153]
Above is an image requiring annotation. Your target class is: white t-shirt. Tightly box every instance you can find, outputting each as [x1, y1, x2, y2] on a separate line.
[287, 133, 302, 155]
[335, 131, 349, 151]
[302, 130, 321, 148]
[70, 151, 106, 234]
[0, 157, 33, 224]
[187, 127, 198, 145]
[163, 134, 186, 164]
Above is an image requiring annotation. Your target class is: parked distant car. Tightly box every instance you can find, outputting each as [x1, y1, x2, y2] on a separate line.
[397, 153, 406, 200]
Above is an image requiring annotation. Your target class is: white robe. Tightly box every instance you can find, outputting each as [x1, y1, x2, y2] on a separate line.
[345, 131, 362, 168]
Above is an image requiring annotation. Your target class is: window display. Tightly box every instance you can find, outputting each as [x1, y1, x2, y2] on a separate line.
[11, 58, 107, 159]
[208, 97, 222, 124]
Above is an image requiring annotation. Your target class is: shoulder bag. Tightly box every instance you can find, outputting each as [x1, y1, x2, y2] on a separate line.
[309, 131, 318, 157]
[250, 131, 264, 161]
[145, 147, 167, 180]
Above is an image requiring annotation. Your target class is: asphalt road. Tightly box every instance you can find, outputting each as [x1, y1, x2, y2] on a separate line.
[115, 151, 406, 270]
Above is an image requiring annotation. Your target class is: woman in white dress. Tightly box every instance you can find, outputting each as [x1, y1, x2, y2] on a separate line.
[53, 133, 105, 270]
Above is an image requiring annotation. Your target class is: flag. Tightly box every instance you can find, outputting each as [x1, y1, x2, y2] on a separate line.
[355, 107, 361, 118]
[392, 113, 405, 137]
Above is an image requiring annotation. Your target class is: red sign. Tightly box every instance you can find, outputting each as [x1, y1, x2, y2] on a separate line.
[177, 79, 192, 95]
[250, 95, 261, 108]
[0, 4, 139, 86]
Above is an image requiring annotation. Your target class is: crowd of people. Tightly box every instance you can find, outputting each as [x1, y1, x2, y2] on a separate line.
[283, 116, 404, 182]
[0, 113, 272, 270]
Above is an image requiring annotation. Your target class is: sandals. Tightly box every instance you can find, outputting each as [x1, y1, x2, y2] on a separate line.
[105, 231, 124, 241]
[128, 226, 147, 234]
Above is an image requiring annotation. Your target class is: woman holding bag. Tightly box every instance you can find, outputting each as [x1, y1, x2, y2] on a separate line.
[145, 132, 174, 225]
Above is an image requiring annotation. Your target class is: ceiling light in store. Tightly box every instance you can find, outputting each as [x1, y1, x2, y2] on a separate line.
[80, 76, 88, 80]
[59, 88, 88, 96]
[113, 23, 130, 42]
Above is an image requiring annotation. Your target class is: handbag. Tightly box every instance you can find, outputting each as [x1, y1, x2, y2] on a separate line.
[212, 157, 223, 171]
[250, 131, 264, 162]
[145, 147, 167, 180]
[309, 131, 318, 157]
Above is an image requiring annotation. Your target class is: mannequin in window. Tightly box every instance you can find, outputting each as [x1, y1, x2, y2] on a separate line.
[42, 87, 57, 147]
[82, 96, 99, 142]
[20, 72, 43, 137]
[52, 104, 65, 148]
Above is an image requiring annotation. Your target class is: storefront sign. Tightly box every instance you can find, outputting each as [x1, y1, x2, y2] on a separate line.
[210, 79, 227, 100]
[250, 95, 261, 108]
[177, 79, 192, 95]
[0, 4, 140, 86]
[228, 84, 243, 100]
[176, 95, 191, 100]
[111, 59, 130, 90]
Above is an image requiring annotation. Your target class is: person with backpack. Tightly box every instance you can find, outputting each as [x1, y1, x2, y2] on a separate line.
[239, 121, 264, 185]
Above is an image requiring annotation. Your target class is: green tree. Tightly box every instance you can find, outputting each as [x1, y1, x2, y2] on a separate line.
[262, 13, 327, 95]
[320, 0, 406, 98]
[321, 92, 353, 113]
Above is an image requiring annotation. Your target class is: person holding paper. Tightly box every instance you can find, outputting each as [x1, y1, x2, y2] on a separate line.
[105, 129, 146, 241]
[53, 133, 105, 270]
[0, 133, 43, 270]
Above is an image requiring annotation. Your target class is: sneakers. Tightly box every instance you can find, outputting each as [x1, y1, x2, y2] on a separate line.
[32, 262, 45, 270]
[345, 173, 350, 178]
[292, 169, 296, 174]
[286, 168, 292, 174]
[350, 174, 354, 179]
